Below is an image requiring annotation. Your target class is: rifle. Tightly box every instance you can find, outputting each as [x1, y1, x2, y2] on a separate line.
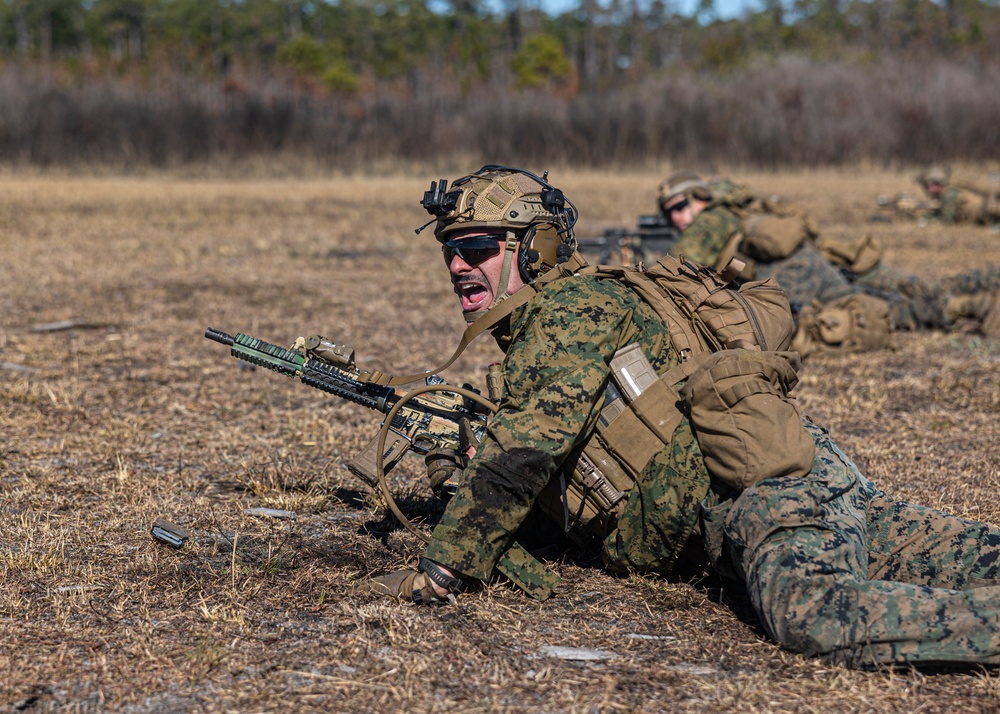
[575, 216, 680, 265]
[871, 192, 930, 222]
[205, 327, 566, 599]
[204, 328, 490, 493]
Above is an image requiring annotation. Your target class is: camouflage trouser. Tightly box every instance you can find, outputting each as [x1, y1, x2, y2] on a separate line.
[753, 243, 856, 312]
[856, 264, 1000, 331]
[938, 266, 1000, 297]
[855, 264, 950, 330]
[723, 422, 1000, 668]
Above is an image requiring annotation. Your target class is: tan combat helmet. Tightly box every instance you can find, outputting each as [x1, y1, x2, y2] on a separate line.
[657, 171, 713, 216]
[419, 164, 578, 286]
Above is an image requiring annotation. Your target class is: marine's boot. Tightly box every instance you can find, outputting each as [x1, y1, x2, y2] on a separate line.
[945, 291, 1000, 337]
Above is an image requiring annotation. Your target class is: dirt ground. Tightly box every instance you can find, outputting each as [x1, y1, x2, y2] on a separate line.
[2, 166, 1000, 713]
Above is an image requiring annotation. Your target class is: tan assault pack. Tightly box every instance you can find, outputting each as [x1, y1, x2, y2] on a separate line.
[814, 233, 884, 275]
[678, 349, 815, 489]
[791, 293, 892, 358]
[741, 212, 817, 263]
[538, 254, 816, 543]
[709, 177, 817, 265]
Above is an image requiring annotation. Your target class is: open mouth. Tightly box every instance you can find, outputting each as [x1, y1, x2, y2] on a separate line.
[456, 279, 489, 312]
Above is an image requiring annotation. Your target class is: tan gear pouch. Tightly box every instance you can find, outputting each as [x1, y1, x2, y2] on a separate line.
[791, 293, 892, 358]
[740, 214, 812, 262]
[534, 381, 679, 543]
[815, 233, 883, 274]
[695, 277, 796, 353]
[678, 350, 815, 491]
[535, 439, 632, 544]
[624, 258, 796, 355]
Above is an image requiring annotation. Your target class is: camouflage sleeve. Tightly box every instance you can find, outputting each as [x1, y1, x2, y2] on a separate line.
[939, 188, 961, 223]
[424, 277, 662, 581]
[669, 205, 742, 267]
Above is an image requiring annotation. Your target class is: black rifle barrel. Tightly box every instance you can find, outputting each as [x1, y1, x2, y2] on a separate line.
[205, 327, 235, 346]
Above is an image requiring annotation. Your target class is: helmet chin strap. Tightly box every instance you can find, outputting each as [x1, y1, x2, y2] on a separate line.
[461, 230, 522, 323]
[354, 249, 590, 389]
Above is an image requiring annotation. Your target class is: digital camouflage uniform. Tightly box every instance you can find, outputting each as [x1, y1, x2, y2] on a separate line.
[929, 185, 989, 225]
[670, 184, 1000, 332]
[860, 171, 1000, 328]
[913, 165, 1000, 226]
[425, 274, 706, 579]
[422, 269, 1000, 668]
[668, 199, 857, 311]
[729, 421, 1000, 667]
[853, 263, 1000, 330]
[667, 196, 742, 269]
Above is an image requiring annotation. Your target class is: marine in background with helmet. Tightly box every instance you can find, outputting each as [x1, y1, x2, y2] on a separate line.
[661, 172, 856, 310]
[662, 172, 1000, 344]
[359, 164, 1000, 669]
[661, 172, 891, 355]
[872, 165, 1000, 330]
[916, 165, 997, 226]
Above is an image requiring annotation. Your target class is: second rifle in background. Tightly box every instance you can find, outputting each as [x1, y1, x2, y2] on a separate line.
[576, 215, 680, 266]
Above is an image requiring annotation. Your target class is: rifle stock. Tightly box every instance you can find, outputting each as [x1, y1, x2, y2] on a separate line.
[204, 328, 489, 490]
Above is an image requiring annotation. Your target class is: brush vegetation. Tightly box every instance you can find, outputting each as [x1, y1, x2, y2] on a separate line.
[2, 0, 1000, 168]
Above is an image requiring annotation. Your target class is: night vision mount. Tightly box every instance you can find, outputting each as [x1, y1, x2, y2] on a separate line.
[420, 165, 569, 218]
[421, 178, 461, 217]
[414, 165, 577, 239]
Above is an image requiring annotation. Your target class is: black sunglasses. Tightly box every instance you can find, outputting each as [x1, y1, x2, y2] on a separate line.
[666, 197, 690, 213]
[442, 235, 505, 266]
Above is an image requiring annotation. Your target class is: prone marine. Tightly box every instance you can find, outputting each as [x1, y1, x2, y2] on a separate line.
[915, 165, 999, 227]
[357, 165, 1000, 669]
[658, 172, 1000, 351]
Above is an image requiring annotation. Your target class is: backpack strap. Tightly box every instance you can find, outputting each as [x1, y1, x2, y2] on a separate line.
[625, 270, 705, 361]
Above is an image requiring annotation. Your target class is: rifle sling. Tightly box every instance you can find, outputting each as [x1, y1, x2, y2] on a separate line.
[357, 253, 589, 387]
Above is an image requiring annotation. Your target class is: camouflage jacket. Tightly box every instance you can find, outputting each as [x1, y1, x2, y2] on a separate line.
[668, 200, 744, 269]
[423, 273, 708, 581]
[932, 186, 988, 224]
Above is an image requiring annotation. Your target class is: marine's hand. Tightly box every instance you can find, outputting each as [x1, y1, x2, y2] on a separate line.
[424, 417, 478, 499]
[355, 568, 456, 605]
[424, 447, 469, 499]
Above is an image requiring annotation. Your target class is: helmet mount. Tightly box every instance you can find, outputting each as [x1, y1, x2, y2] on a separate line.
[420, 179, 462, 217]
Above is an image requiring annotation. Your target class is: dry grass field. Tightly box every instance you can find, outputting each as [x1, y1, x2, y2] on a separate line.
[2, 166, 1000, 713]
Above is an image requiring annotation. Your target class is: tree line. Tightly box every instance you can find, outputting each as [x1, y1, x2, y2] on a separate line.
[1, 0, 999, 168]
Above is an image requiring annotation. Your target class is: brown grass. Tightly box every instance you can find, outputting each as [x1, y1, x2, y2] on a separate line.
[2, 167, 1000, 712]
